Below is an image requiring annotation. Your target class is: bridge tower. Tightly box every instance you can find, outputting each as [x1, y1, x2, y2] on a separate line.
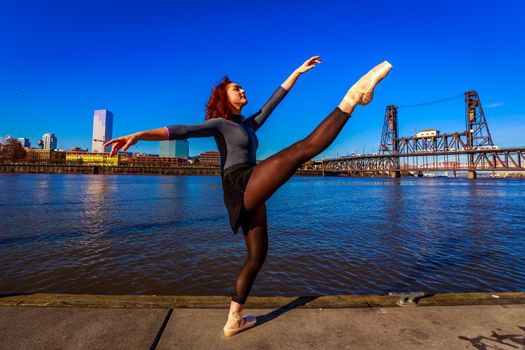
[379, 105, 400, 178]
[465, 91, 493, 179]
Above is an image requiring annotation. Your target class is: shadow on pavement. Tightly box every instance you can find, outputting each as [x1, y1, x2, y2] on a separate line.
[458, 325, 525, 350]
[254, 296, 319, 328]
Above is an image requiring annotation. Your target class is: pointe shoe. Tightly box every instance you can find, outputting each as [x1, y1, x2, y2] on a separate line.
[223, 311, 257, 337]
[345, 61, 393, 106]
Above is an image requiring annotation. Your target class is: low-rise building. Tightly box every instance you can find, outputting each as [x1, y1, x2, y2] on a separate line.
[71, 147, 89, 152]
[25, 149, 66, 164]
[125, 155, 188, 167]
[200, 151, 220, 166]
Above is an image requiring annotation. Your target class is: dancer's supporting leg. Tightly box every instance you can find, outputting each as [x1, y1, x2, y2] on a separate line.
[244, 61, 392, 212]
[223, 204, 267, 335]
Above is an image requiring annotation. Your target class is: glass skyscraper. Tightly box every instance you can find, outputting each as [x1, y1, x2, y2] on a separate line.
[42, 133, 57, 150]
[92, 109, 114, 153]
[160, 140, 189, 159]
[17, 138, 31, 147]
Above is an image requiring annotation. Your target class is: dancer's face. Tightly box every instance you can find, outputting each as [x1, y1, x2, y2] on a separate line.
[226, 83, 247, 111]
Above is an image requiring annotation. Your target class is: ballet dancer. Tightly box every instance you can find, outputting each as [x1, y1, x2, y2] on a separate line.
[104, 56, 392, 336]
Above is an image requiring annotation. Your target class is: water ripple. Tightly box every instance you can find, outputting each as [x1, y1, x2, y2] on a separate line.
[1, 174, 524, 296]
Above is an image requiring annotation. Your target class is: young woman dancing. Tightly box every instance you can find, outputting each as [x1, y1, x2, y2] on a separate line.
[104, 56, 392, 336]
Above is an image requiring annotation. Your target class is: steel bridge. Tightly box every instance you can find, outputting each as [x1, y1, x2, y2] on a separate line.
[315, 91, 525, 178]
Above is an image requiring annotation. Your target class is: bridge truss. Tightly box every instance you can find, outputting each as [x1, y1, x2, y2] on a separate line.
[316, 91, 525, 177]
[318, 148, 525, 174]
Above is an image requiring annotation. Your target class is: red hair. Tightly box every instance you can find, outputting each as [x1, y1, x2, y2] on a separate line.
[205, 76, 237, 120]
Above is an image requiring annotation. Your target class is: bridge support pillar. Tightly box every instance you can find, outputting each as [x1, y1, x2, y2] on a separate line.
[390, 171, 401, 178]
[467, 170, 477, 179]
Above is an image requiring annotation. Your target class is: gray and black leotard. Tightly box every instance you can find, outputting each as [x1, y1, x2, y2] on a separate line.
[165, 86, 288, 171]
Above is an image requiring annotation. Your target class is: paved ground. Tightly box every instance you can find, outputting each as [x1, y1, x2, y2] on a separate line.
[0, 294, 524, 349]
[157, 305, 525, 350]
[0, 307, 168, 350]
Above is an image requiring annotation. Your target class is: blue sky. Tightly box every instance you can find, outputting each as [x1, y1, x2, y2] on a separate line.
[1, 0, 524, 158]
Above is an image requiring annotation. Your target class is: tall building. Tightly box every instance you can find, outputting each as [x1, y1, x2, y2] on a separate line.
[160, 140, 189, 159]
[18, 138, 31, 147]
[92, 109, 114, 153]
[42, 133, 57, 150]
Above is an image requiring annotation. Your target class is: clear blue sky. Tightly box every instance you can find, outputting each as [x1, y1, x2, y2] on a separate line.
[1, 0, 524, 158]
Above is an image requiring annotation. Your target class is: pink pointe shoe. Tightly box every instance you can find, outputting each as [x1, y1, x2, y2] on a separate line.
[345, 60, 393, 106]
[223, 311, 257, 337]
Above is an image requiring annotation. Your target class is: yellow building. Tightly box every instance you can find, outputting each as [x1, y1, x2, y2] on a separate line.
[66, 151, 120, 166]
[25, 149, 188, 167]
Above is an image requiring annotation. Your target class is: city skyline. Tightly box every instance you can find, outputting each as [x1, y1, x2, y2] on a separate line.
[1, 1, 524, 159]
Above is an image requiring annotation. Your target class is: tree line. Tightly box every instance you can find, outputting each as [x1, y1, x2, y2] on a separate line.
[0, 139, 27, 163]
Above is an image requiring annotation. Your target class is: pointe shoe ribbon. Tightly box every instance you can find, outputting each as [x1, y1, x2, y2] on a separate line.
[223, 311, 257, 337]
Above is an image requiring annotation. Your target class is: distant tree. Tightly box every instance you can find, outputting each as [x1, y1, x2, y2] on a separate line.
[302, 160, 314, 169]
[0, 139, 27, 163]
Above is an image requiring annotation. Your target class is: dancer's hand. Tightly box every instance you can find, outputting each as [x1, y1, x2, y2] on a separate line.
[282, 56, 321, 91]
[295, 55, 322, 74]
[104, 133, 139, 156]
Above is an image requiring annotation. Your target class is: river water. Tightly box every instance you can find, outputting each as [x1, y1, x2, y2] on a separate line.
[1, 173, 524, 297]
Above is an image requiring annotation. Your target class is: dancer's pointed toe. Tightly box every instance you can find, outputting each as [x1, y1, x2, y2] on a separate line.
[223, 311, 257, 337]
[359, 60, 393, 105]
[343, 60, 393, 107]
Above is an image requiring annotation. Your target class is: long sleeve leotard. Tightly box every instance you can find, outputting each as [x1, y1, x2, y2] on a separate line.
[165, 86, 287, 171]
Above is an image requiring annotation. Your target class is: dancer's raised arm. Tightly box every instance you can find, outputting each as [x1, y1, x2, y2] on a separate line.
[250, 55, 322, 130]
[281, 55, 322, 91]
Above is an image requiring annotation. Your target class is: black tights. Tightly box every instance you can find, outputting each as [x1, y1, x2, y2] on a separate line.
[231, 107, 351, 305]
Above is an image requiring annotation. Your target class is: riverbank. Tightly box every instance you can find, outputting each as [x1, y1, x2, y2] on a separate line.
[2, 163, 525, 177]
[0, 163, 323, 176]
[1, 292, 523, 349]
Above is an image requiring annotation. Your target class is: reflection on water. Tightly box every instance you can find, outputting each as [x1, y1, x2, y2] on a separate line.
[1, 174, 524, 296]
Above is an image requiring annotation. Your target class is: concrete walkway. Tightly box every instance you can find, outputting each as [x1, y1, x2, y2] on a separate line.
[1, 293, 524, 349]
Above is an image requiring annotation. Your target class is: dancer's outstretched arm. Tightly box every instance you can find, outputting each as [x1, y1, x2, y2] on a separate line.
[250, 55, 322, 130]
[104, 118, 221, 156]
[103, 127, 169, 156]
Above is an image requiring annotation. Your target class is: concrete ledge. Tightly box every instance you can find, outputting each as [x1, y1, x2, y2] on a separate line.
[1, 292, 524, 309]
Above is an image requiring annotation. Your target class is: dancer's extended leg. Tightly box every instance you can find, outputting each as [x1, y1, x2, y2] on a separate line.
[243, 61, 392, 212]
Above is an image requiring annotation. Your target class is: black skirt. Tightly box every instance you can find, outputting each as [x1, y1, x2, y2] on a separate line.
[222, 163, 256, 234]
